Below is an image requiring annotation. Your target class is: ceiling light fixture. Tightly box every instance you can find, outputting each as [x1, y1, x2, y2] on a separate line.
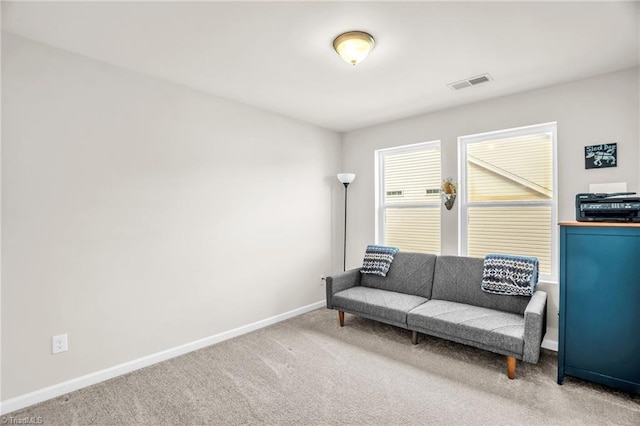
[333, 31, 375, 66]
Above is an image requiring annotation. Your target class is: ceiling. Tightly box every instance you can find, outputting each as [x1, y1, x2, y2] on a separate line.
[2, 1, 639, 132]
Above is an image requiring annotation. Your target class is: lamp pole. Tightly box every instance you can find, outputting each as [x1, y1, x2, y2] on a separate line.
[337, 173, 356, 271]
[342, 181, 349, 271]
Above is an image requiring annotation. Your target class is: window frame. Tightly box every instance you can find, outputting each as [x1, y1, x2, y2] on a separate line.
[375, 140, 442, 253]
[458, 122, 558, 282]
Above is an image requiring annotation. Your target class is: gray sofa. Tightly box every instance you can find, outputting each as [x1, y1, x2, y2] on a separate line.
[325, 252, 547, 379]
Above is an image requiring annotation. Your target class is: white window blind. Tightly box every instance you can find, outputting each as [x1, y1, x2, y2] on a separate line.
[376, 142, 441, 254]
[460, 123, 556, 280]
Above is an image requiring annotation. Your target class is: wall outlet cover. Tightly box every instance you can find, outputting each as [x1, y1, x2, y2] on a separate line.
[52, 334, 68, 354]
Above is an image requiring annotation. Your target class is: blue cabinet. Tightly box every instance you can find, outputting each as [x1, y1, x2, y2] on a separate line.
[558, 223, 640, 394]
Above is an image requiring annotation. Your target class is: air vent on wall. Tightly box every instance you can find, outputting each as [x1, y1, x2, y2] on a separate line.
[447, 73, 492, 90]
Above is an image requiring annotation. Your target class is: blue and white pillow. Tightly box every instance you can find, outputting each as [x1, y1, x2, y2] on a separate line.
[481, 253, 539, 296]
[361, 245, 400, 277]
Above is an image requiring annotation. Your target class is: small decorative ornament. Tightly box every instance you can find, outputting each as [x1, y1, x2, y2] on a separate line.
[441, 177, 457, 210]
[585, 143, 617, 169]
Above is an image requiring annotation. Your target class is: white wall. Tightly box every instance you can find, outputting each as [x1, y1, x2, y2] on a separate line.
[1, 34, 341, 401]
[341, 67, 640, 344]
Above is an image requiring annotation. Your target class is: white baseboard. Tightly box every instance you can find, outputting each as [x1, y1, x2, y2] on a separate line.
[541, 338, 558, 352]
[0, 300, 325, 416]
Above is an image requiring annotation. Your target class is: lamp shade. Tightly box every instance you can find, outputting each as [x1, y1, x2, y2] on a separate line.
[333, 31, 375, 66]
[337, 173, 356, 184]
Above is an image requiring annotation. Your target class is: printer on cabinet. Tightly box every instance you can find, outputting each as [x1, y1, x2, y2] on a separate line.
[576, 192, 640, 223]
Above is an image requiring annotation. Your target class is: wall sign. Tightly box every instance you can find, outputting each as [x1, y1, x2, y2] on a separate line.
[585, 143, 617, 169]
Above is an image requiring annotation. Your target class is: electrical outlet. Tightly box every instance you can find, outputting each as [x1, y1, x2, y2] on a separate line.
[52, 334, 68, 354]
[320, 275, 326, 285]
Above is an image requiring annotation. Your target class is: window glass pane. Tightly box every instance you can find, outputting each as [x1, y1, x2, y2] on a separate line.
[384, 147, 441, 205]
[467, 205, 552, 275]
[385, 207, 440, 254]
[467, 134, 552, 202]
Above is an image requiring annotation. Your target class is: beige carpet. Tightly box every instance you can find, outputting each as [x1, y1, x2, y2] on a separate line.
[5, 308, 640, 425]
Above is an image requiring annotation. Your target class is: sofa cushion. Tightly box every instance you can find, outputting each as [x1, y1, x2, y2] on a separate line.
[407, 300, 525, 356]
[333, 286, 428, 326]
[431, 256, 530, 315]
[360, 252, 437, 298]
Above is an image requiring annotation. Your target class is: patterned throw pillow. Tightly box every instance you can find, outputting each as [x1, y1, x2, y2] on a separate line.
[481, 253, 539, 296]
[361, 245, 400, 277]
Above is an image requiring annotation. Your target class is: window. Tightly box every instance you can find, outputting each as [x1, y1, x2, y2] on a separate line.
[459, 122, 557, 281]
[375, 141, 441, 254]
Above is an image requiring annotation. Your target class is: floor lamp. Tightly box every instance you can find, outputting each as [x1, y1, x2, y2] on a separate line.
[337, 173, 356, 271]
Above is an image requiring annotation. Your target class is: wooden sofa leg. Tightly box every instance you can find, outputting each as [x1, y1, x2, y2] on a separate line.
[507, 356, 516, 380]
[338, 311, 344, 327]
[411, 331, 418, 345]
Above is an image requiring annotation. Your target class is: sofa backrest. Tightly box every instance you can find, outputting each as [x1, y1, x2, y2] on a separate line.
[431, 256, 530, 315]
[360, 252, 437, 298]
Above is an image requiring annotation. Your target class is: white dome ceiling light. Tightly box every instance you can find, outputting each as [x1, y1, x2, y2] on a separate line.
[332, 31, 376, 66]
